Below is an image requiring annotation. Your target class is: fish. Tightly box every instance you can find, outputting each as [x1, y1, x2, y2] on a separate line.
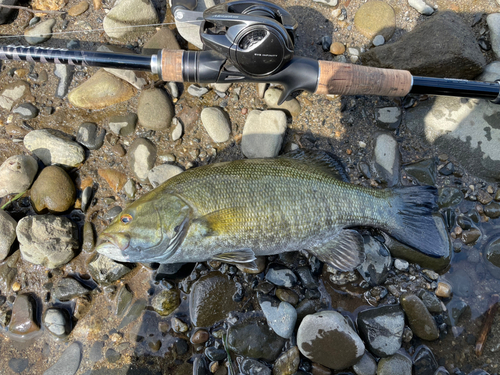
[95, 149, 449, 271]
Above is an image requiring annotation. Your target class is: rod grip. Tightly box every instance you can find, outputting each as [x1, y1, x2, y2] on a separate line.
[160, 50, 184, 82]
[315, 60, 412, 97]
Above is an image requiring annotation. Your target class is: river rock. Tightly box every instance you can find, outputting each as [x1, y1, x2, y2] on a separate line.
[258, 295, 296, 339]
[17, 215, 78, 269]
[13, 103, 39, 119]
[42, 342, 81, 375]
[103, 0, 158, 39]
[8, 358, 29, 374]
[375, 107, 401, 130]
[361, 11, 485, 79]
[400, 294, 439, 341]
[9, 294, 39, 336]
[54, 64, 73, 98]
[200, 107, 231, 143]
[24, 129, 85, 168]
[128, 138, 156, 183]
[52, 278, 90, 301]
[30, 166, 76, 213]
[264, 88, 301, 117]
[227, 318, 286, 361]
[0, 81, 30, 111]
[68, 69, 136, 109]
[377, 351, 412, 375]
[0, 0, 17, 24]
[190, 272, 240, 327]
[148, 164, 183, 187]
[373, 133, 400, 187]
[67, 1, 88, 16]
[297, 310, 365, 370]
[24, 18, 56, 45]
[240, 358, 271, 375]
[137, 89, 174, 131]
[98, 168, 128, 194]
[488, 14, 500, 59]
[412, 345, 438, 375]
[171, 118, 183, 141]
[273, 346, 300, 375]
[0, 155, 38, 198]
[358, 235, 392, 286]
[88, 254, 134, 285]
[43, 308, 70, 337]
[0, 251, 19, 291]
[143, 28, 180, 54]
[108, 113, 137, 136]
[0, 211, 16, 262]
[241, 110, 287, 158]
[265, 266, 297, 288]
[408, 0, 434, 15]
[76, 122, 106, 150]
[354, 1, 396, 41]
[352, 351, 377, 375]
[357, 305, 405, 357]
[151, 289, 180, 316]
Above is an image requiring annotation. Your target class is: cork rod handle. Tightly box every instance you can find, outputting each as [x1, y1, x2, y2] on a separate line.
[160, 50, 184, 82]
[315, 60, 413, 97]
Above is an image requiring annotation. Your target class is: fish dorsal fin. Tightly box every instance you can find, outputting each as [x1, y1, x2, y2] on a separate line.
[279, 149, 350, 182]
[212, 249, 257, 265]
[307, 229, 365, 271]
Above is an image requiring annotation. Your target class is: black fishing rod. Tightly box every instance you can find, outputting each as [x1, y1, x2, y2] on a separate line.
[1, 0, 499, 105]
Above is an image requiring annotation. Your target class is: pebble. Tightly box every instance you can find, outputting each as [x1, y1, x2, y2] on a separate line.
[171, 118, 183, 141]
[103, 0, 158, 39]
[88, 254, 133, 286]
[166, 82, 179, 99]
[13, 103, 39, 119]
[319, 35, 332, 52]
[484, 202, 500, 219]
[8, 358, 29, 374]
[358, 236, 392, 285]
[400, 294, 439, 341]
[257, 83, 268, 98]
[108, 113, 137, 136]
[81, 186, 93, 213]
[103, 206, 122, 221]
[0, 155, 38, 198]
[413, 345, 438, 375]
[98, 168, 128, 194]
[123, 179, 136, 199]
[43, 308, 69, 337]
[377, 351, 412, 375]
[137, 89, 174, 131]
[105, 348, 121, 363]
[297, 310, 365, 370]
[408, 0, 434, 15]
[403, 158, 436, 186]
[330, 41, 346, 55]
[264, 88, 301, 117]
[394, 259, 409, 271]
[24, 129, 85, 168]
[0, 251, 19, 291]
[373, 34, 385, 46]
[67, 1, 89, 16]
[147, 164, 183, 187]
[312, 0, 338, 6]
[17, 215, 78, 268]
[375, 107, 401, 130]
[115, 284, 133, 317]
[24, 18, 56, 45]
[205, 347, 226, 362]
[142, 28, 180, 54]
[187, 84, 209, 97]
[52, 277, 90, 301]
[54, 64, 73, 98]
[89, 342, 104, 363]
[241, 110, 287, 158]
[127, 138, 157, 183]
[265, 267, 297, 288]
[373, 133, 400, 186]
[236, 256, 266, 274]
[354, 1, 396, 40]
[42, 342, 81, 375]
[418, 289, 444, 313]
[446, 269, 473, 297]
[30, 166, 76, 213]
[352, 351, 377, 375]
[258, 295, 297, 339]
[68, 69, 136, 110]
[240, 358, 271, 375]
[151, 289, 180, 316]
[273, 346, 300, 375]
[275, 288, 299, 306]
[9, 294, 39, 336]
[76, 123, 105, 150]
[0, 81, 30, 111]
[0, 211, 17, 262]
[190, 329, 209, 344]
[172, 317, 188, 333]
[200, 107, 231, 143]
[82, 221, 94, 253]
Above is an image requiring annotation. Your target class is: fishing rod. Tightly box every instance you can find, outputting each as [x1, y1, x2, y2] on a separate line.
[1, 0, 499, 105]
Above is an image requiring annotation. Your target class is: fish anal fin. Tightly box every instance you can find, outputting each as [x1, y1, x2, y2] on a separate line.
[307, 229, 365, 271]
[212, 249, 257, 265]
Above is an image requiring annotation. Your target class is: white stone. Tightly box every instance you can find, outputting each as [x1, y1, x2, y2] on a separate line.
[171, 118, 183, 141]
[200, 107, 231, 143]
[478, 61, 500, 82]
[394, 259, 410, 271]
[408, 0, 434, 15]
[0, 84, 28, 111]
[373, 35, 385, 46]
[0, 210, 17, 262]
[257, 83, 268, 99]
[376, 107, 401, 124]
[312, 0, 338, 6]
[148, 164, 183, 187]
[487, 14, 500, 59]
[241, 110, 287, 159]
[0, 155, 38, 198]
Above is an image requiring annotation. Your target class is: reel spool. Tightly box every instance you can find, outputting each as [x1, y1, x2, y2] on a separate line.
[201, 0, 297, 76]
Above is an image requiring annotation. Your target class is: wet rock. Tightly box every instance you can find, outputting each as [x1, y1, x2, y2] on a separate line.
[484, 202, 500, 219]
[408, 0, 434, 15]
[400, 294, 439, 341]
[54, 64, 73, 98]
[264, 88, 301, 117]
[352, 351, 377, 375]
[205, 347, 226, 362]
[327, 267, 358, 285]
[445, 269, 473, 297]
[362, 12, 485, 80]
[0, 0, 17, 24]
[115, 284, 133, 317]
[88, 254, 133, 285]
[98, 168, 128, 194]
[52, 278, 90, 301]
[13, 103, 39, 119]
[377, 351, 412, 375]
[189, 329, 208, 345]
[373, 133, 400, 187]
[148, 164, 183, 188]
[435, 281, 452, 298]
[275, 288, 299, 306]
[461, 228, 481, 245]
[273, 346, 300, 375]
[418, 289, 444, 313]
[478, 61, 500, 82]
[17, 215, 78, 269]
[488, 14, 500, 58]
[151, 289, 180, 316]
[258, 295, 296, 339]
[394, 259, 409, 271]
[358, 236, 391, 286]
[354, 1, 396, 40]
[24, 18, 56, 45]
[236, 256, 266, 274]
[109, 113, 137, 136]
[81, 186, 93, 214]
[118, 299, 146, 330]
[105, 348, 121, 364]
[297, 310, 365, 370]
[9, 294, 39, 336]
[143, 28, 180, 54]
[445, 297, 469, 327]
[8, 358, 29, 373]
[190, 272, 240, 327]
[0, 251, 19, 291]
[240, 358, 271, 375]
[76, 123, 105, 150]
[357, 305, 405, 357]
[30, 166, 76, 213]
[265, 267, 297, 288]
[0, 154, 38, 198]
[43, 308, 70, 337]
[0, 81, 30, 111]
[412, 345, 438, 375]
[403, 159, 436, 186]
[137, 89, 174, 131]
[241, 110, 287, 158]
[227, 318, 285, 361]
[24, 129, 85, 168]
[485, 236, 500, 279]
[438, 187, 463, 208]
[172, 317, 188, 333]
[200, 107, 231, 143]
[103, 0, 158, 39]
[68, 69, 136, 110]
[42, 342, 81, 375]
[375, 107, 401, 130]
[128, 138, 156, 183]
[0, 210, 17, 262]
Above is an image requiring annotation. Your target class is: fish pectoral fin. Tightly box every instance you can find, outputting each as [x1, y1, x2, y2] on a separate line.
[212, 249, 257, 264]
[308, 229, 365, 271]
[164, 215, 190, 259]
[196, 207, 249, 236]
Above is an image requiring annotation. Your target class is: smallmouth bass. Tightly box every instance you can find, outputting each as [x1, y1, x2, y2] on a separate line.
[96, 150, 449, 271]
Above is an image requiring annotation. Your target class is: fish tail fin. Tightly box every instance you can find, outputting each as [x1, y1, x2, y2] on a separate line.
[384, 186, 449, 258]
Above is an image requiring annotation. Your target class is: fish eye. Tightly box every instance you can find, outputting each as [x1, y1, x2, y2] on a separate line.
[120, 214, 133, 224]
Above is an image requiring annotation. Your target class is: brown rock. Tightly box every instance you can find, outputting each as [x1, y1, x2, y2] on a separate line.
[9, 294, 40, 336]
[311, 363, 331, 375]
[273, 346, 300, 375]
[98, 168, 128, 194]
[32, 0, 66, 11]
[191, 329, 209, 344]
[67, 1, 89, 16]
[30, 166, 76, 213]
[435, 281, 452, 298]
[400, 294, 439, 341]
[330, 42, 345, 55]
[354, 1, 395, 40]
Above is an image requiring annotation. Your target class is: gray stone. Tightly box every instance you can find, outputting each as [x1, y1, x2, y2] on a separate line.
[297, 310, 365, 370]
[8, 358, 28, 374]
[418, 289, 444, 313]
[127, 138, 156, 183]
[52, 278, 90, 301]
[0, 211, 16, 262]
[0, 0, 17, 24]
[258, 295, 297, 339]
[357, 305, 405, 357]
[43, 342, 81, 375]
[187, 84, 209, 97]
[265, 267, 297, 288]
[0, 81, 30, 111]
[487, 14, 500, 59]
[103, 0, 158, 39]
[54, 64, 73, 98]
[372, 35, 385, 46]
[123, 179, 136, 199]
[357, 236, 392, 286]
[375, 107, 401, 130]
[240, 358, 271, 375]
[76, 123, 106, 150]
[16, 215, 78, 269]
[352, 351, 377, 375]
[13, 103, 39, 119]
[400, 294, 439, 341]
[24, 19, 56, 45]
[241, 110, 287, 158]
[167, 82, 179, 98]
[118, 299, 146, 329]
[0, 154, 38, 198]
[89, 342, 104, 363]
[361, 12, 486, 79]
[408, 0, 434, 15]
[373, 133, 400, 186]
[88, 254, 133, 286]
[103, 206, 122, 221]
[108, 113, 137, 136]
[24, 129, 85, 168]
[200, 107, 231, 143]
[171, 118, 183, 141]
[264, 88, 301, 117]
[377, 351, 412, 375]
[137, 89, 174, 131]
[403, 158, 436, 186]
[44, 308, 69, 337]
[394, 259, 409, 271]
[147, 164, 183, 187]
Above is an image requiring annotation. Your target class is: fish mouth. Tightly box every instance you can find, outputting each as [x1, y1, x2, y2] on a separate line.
[95, 233, 131, 261]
